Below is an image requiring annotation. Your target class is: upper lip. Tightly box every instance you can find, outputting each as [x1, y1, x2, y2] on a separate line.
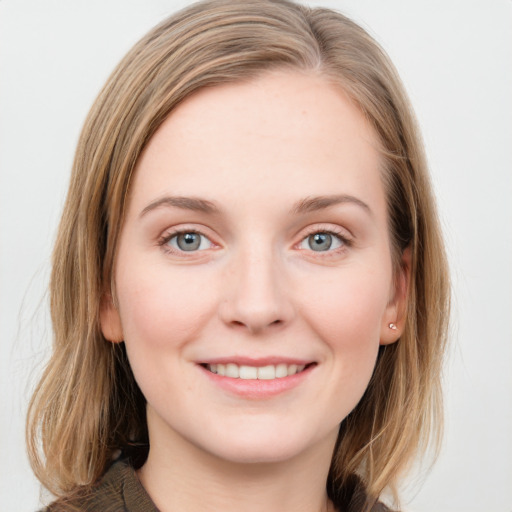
[198, 356, 315, 366]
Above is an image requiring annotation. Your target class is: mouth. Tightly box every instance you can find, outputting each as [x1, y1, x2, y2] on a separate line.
[200, 362, 316, 380]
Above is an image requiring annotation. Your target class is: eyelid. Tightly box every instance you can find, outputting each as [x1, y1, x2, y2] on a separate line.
[169, 232, 212, 251]
[156, 223, 353, 257]
[294, 224, 353, 251]
[157, 225, 219, 255]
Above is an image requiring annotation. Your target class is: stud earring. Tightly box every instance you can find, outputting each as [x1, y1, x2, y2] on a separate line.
[388, 323, 397, 330]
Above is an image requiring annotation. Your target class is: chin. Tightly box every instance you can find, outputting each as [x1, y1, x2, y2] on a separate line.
[205, 441, 310, 466]
[191, 420, 337, 467]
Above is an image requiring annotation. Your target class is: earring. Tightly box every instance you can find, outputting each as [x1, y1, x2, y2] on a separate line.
[388, 323, 397, 330]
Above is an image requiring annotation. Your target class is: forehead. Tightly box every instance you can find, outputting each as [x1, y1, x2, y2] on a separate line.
[129, 70, 385, 219]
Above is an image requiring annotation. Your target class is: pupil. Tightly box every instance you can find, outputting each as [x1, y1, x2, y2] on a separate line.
[177, 233, 200, 251]
[309, 233, 332, 251]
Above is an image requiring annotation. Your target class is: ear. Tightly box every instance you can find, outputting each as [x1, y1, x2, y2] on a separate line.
[99, 293, 124, 343]
[380, 247, 411, 345]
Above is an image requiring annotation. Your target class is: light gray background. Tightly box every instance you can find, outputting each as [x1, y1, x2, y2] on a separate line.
[1, 1, 511, 510]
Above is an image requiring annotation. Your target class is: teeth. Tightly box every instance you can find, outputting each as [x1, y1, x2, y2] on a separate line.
[239, 365, 257, 379]
[206, 363, 307, 380]
[257, 365, 275, 380]
[225, 363, 239, 378]
[275, 364, 288, 378]
[287, 364, 297, 376]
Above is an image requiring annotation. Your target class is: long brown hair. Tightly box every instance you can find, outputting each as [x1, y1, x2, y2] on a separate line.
[27, 0, 450, 507]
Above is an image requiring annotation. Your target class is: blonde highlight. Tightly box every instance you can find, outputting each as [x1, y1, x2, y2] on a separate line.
[27, 1, 450, 508]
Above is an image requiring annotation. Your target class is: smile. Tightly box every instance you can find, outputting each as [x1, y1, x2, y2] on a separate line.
[205, 363, 307, 380]
[198, 360, 316, 398]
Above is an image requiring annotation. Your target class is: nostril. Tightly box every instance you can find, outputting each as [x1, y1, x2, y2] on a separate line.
[228, 318, 283, 332]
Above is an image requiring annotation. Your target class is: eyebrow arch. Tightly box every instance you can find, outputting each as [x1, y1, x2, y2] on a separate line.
[140, 196, 219, 217]
[291, 194, 372, 216]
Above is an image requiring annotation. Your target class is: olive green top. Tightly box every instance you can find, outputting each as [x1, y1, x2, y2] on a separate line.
[44, 458, 392, 512]
[45, 459, 158, 512]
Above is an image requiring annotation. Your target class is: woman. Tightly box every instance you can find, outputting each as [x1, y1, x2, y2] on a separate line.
[27, 1, 450, 510]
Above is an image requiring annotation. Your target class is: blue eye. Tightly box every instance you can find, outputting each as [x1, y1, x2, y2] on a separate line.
[300, 232, 344, 252]
[167, 232, 212, 252]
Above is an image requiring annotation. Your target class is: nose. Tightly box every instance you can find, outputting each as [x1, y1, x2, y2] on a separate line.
[219, 248, 295, 334]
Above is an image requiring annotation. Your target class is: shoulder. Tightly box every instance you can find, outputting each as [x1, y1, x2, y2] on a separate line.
[41, 459, 158, 512]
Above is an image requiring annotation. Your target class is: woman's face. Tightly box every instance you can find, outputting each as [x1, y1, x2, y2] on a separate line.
[101, 71, 406, 465]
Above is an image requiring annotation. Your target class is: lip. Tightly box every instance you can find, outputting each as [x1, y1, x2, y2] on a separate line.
[197, 359, 316, 399]
[199, 356, 313, 366]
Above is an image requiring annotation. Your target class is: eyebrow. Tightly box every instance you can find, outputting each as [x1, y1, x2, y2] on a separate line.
[139, 193, 372, 218]
[291, 194, 372, 216]
[140, 196, 219, 217]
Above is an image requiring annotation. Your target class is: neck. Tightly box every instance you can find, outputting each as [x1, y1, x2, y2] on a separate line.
[137, 419, 338, 512]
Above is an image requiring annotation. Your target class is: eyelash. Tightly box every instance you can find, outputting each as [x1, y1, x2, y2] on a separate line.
[297, 226, 353, 253]
[158, 228, 213, 255]
[157, 226, 353, 256]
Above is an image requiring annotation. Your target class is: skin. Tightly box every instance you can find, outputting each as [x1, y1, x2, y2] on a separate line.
[101, 70, 408, 512]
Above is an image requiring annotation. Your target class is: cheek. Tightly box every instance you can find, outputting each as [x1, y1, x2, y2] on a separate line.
[297, 263, 391, 364]
[114, 260, 219, 405]
[115, 259, 216, 351]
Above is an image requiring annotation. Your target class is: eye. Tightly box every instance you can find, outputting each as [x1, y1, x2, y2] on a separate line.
[166, 231, 213, 252]
[299, 232, 344, 252]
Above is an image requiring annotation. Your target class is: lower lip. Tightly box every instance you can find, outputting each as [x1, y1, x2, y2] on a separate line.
[199, 364, 315, 399]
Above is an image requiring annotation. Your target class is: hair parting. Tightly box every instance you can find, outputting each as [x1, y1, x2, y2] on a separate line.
[27, 1, 449, 509]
